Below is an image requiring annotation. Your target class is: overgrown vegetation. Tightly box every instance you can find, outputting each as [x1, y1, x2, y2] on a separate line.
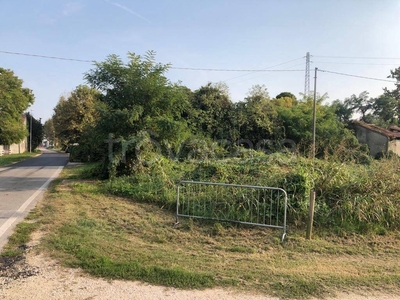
[105, 150, 400, 234]
[4, 51, 398, 298]
[10, 163, 399, 299]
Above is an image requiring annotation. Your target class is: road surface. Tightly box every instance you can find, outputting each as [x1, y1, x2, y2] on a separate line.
[0, 149, 68, 250]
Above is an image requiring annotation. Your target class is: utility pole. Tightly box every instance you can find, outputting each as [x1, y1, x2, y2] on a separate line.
[304, 52, 311, 97]
[29, 111, 33, 153]
[306, 67, 318, 240]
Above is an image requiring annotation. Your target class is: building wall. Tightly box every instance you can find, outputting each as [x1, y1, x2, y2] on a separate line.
[0, 114, 28, 156]
[10, 139, 27, 154]
[0, 140, 27, 155]
[388, 140, 400, 156]
[354, 125, 389, 157]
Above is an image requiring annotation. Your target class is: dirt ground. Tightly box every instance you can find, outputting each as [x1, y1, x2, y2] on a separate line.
[0, 231, 397, 300]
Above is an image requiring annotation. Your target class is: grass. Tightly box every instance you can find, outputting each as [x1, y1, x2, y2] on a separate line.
[0, 152, 38, 167]
[10, 162, 399, 299]
[1, 221, 40, 257]
[107, 152, 400, 233]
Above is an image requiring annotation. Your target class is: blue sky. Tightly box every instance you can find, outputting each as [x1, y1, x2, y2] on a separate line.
[1, 0, 400, 122]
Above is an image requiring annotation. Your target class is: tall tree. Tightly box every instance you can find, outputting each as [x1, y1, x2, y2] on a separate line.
[85, 51, 190, 142]
[191, 82, 233, 140]
[383, 67, 400, 124]
[276, 92, 297, 101]
[0, 68, 34, 145]
[26, 112, 43, 151]
[370, 95, 398, 126]
[275, 95, 356, 155]
[43, 118, 56, 146]
[345, 91, 373, 122]
[233, 85, 277, 143]
[383, 67, 400, 101]
[53, 85, 101, 148]
[330, 99, 353, 124]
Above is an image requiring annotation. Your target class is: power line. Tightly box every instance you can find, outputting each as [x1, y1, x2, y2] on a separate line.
[0, 50, 94, 63]
[318, 69, 397, 83]
[0, 50, 304, 72]
[221, 57, 304, 82]
[170, 66, 304, 72]
[314, 55, 400, 60]
[229, 63, 305, 85]
[1, 50, 397, 82]
[313, 61, 400, 66]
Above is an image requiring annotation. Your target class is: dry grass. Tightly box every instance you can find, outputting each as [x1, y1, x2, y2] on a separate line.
[23, 169, 400, 299]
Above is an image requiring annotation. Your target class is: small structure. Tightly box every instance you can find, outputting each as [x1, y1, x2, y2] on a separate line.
[352, 121, 400, 157]
[0, 114, 28, 156]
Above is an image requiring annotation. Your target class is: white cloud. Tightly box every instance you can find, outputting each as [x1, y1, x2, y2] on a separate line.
[104, 0, 151, 24]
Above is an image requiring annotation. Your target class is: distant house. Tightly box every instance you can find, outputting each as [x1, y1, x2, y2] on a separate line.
[0, 114, 28, 156]
[352, 121, 400, 157]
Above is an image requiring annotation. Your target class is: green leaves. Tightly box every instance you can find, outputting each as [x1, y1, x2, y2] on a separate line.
[0, 68, 34, 145]
[52, 85, 101, 147]
[84, 51, 189, 141]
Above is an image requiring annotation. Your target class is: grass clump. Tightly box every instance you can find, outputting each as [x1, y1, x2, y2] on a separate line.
[1, 222, 40, 257]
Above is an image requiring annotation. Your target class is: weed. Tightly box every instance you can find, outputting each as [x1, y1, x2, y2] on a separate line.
[12, 156, 400, 299]
[2, 222, 39, 257]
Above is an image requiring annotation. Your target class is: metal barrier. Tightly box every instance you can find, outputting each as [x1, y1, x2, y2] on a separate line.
[176, 181, 288, 241]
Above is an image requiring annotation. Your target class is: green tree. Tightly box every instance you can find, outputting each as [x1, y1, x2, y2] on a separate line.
[190, 82, 233, 140]
[85, 52, 190, 142]
[26, 112, 43, 151]
[382, 67, 400, 125]
[82, 51, 193, 172]
[383, 67, 400, 101]
[53, 85, 101, 148]
[233, 85, 278, 144]
[276, 91, 297, 101]
[275, 95, 357, 156]
[345, 91, 373, 122]
[0, 68, 34, 145]
[43, 118, 56, 146]
[370, 95, 398, 126]
[330, 99, 353, 123]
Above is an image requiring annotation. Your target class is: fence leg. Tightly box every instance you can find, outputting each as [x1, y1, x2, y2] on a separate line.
[306, 190, 315, 240]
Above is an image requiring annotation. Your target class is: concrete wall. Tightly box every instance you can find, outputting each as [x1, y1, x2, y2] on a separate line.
[354, 125, 389, 157]
[388, 140, 400, 156]
[0, 114, 28, 156]
[0, 139, 27, 156]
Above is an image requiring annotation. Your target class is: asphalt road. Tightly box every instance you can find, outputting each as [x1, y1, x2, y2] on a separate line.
[0, 149, 69, 250]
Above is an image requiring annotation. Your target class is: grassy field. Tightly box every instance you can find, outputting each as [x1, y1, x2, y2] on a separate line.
[0, 152, 38, 167]
[3, 162, 400, 299]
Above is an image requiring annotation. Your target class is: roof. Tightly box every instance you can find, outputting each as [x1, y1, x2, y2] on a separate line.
[388, 125, 400, 132]
[353, 121, 400, 140]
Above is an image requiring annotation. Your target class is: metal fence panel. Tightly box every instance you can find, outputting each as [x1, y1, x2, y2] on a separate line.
[176, 180, 288, 241]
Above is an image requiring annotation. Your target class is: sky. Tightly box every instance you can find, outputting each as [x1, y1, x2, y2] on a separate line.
[1, 0, 400, 122]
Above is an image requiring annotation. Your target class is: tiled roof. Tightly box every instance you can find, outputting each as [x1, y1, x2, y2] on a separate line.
[353, 121, 400, 140]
